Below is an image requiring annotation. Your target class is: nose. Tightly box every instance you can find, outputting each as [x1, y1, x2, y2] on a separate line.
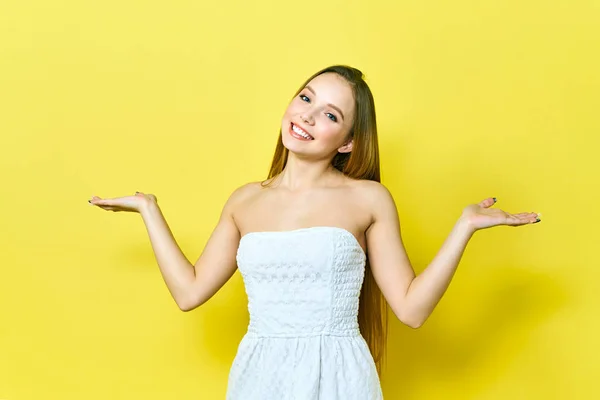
[300, 111, 315, 125]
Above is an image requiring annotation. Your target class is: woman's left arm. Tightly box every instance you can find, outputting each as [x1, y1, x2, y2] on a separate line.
[364, 182, 540, 329]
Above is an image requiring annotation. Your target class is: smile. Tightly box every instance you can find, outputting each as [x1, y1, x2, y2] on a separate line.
[289, 123, 314, 140]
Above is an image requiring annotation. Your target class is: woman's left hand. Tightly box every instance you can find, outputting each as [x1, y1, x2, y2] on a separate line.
[460, 197, 541, 232]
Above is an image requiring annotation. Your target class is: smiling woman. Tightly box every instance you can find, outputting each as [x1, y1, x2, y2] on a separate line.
[89, 65, 541, 400]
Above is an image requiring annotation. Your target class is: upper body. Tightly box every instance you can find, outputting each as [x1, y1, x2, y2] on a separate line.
[184, 67, 419, 329]
[187, 169, 416, 327]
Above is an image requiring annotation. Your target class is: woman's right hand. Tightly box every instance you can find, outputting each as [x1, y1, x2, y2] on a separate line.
[89, 191, 157, 213]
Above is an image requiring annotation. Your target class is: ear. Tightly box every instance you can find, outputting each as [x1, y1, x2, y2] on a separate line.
[337, 138, 353, 154]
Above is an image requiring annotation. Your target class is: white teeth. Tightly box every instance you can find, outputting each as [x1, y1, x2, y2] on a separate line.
[292, 124, 312, 140]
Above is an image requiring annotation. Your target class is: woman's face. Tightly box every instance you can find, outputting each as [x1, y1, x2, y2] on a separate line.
[281, 72, 356, 157]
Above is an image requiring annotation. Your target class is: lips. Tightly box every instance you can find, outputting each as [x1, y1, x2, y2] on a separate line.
[290, 122, 314, 140]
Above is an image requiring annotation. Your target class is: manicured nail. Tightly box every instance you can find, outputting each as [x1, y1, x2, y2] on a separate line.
[88, 200, 91, 203]
[493, 197, 497, 203]
[534, 218, 541, 223]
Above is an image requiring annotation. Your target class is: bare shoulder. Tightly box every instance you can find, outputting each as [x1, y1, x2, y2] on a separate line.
[222, 181, 265, 221]
[347, 179, 398, 225]
[349, 179, 394, 205]
[226, 181, 264, 205]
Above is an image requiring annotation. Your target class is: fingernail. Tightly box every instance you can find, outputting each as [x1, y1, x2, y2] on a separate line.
[88, 200, 91, 203]
[534, 218, 541, 223]
[493, 197, 497, 203]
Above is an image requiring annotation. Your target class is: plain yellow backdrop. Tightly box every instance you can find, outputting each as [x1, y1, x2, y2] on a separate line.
[1, 0, 598, 399]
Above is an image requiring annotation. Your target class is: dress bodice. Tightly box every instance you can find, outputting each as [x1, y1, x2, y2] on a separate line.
[235, 226, 367, 337]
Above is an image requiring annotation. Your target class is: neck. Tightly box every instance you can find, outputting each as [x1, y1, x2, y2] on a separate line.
[276, 152, 341, 191]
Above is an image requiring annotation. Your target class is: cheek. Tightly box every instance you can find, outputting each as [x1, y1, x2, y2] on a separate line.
[286, 99, 304, 114]
[317, 121, 346, 142]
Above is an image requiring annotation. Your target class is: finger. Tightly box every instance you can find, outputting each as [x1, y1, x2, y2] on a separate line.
[518, 212, 541, 221]
[91, 198, 111, 205]
[135, 191, 155, 202]
[478, 197, 497, 208]
[91, 197, 125, 207]
[513, 212, 538, 218]
[137, 192, 157, 202]
[91, 203, 116, 211]
[508, 214, 540, 226]
[506, 216, 529, 226]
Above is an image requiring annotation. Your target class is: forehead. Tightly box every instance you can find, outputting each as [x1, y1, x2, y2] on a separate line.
[305, 73, 354, 116]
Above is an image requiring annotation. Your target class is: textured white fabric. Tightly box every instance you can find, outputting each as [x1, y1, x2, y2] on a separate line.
[226, 226, 383, 400]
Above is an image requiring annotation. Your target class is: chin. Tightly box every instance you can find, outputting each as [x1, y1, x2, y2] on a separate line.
[281, 133, 303, 155]
[281, 132, 297, 152]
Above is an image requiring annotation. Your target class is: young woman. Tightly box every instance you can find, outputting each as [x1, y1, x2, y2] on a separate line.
[89, 65, 541, 399]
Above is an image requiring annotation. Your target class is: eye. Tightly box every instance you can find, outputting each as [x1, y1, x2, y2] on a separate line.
[326, 113, 338, 122]
[299, 94, 310, 102]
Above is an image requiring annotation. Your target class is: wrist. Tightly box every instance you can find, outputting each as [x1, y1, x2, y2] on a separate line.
[140, 198, 159, 217]
[457, 215, 477, 237]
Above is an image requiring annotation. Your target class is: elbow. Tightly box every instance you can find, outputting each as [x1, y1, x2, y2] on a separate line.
[393, 299, 426, 329]
[406, 319, 424, 329]
[177, 295, 199, 312]
[398, 310, 425, 329]
[179, 302, 201, 312]
[178, 293, 207, 312]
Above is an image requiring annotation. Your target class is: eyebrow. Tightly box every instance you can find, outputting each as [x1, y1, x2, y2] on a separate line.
[305, 85, 345, 121]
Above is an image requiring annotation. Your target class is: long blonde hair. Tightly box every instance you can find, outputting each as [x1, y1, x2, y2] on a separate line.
[262, 65, 388, 375]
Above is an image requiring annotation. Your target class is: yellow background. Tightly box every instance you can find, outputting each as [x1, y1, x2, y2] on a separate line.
[1, 0, 598, 399]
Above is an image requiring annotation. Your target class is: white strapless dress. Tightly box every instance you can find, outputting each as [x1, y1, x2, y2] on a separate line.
[226, 226, 383, 399]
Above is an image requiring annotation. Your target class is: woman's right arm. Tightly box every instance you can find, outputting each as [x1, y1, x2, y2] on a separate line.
[91, 184, 251, 312]
[139, 186, 247, 312]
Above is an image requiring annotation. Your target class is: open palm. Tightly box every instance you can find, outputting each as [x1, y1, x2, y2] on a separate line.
[462, 197, 541, 231]
[88, 191, 157, 213]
